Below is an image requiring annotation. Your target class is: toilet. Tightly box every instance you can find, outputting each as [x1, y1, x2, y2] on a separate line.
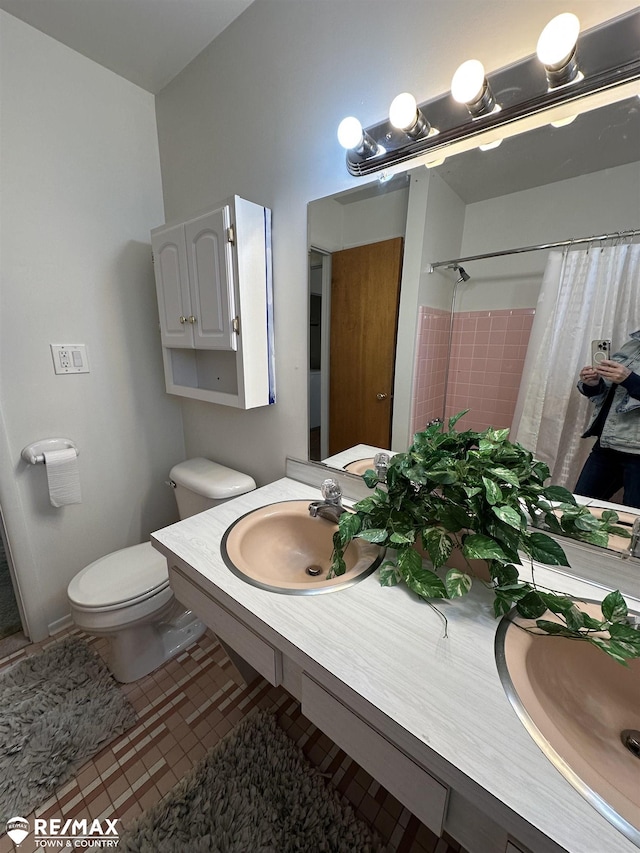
[67, 458, 256, 682]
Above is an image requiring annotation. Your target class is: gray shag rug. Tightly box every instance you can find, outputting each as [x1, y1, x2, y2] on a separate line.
[120, 710, 386, 853]
[0, 637, 136, 821]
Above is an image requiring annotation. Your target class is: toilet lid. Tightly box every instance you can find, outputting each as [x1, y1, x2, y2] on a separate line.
[68, 542, 169, 610]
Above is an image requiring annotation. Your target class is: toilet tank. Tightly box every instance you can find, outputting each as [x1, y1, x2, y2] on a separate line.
[169, 458, 256, 519]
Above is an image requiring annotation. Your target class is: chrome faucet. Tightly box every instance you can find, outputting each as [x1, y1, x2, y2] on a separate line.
[373, 452, 390, 482]
[308, 479, 347, 523]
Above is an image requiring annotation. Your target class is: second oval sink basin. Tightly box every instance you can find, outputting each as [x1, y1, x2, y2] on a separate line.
[221, 500, 383, 594]
[495, 601, 640, 845]
[344, 458, 375, 475]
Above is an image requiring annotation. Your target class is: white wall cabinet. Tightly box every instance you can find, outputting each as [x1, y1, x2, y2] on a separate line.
[151, 196, 275, 409]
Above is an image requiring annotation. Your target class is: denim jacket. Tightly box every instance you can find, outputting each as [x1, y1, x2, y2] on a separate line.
[577, 330, 640, 455]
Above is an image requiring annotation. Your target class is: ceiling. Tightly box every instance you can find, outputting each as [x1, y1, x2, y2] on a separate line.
[0, 0, 255, 93]
[1, 1, 637, 202]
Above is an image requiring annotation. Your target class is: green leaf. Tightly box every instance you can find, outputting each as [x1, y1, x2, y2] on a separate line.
[493, 590, 518, 617]
[423, 527, 453, 569]
[528, 532, 570, 566]
[543, 484, 576, 503]
[485, 427, 511, 444]
[588, 637, 639, 665]
[609, 622, 640, 644]
[390, 531, 415, 545]
[492, 563, 520, 586]
[448, 410, 469, 430]
[492, 504, 524, 530]
[517, 591, 548, 619]
[354, 496, 379, 513]
[329, 548, 346, 578]
[572, 513, 600, 532]
[379, 562, 400, 587]
[336, 512, 361, 545]
[601, 590, 628, 623]
[462, 533, 507, 561]
[444, 568, 473, 598]
[362, 469, 379, 488]
[488, 466, 521, 488]
[564, 605, 586, 632]
[398, 549, 448, 600]
[535, 620, 581, 638]
[424, 468, 458, 485]
[463, 485, 482, 499]
[482, 476, 502, 505]
[531, 460, 551, 482]
[358, 528, 389, 544]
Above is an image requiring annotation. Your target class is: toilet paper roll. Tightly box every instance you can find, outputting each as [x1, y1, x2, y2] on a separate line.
[43, 448, 82, 507]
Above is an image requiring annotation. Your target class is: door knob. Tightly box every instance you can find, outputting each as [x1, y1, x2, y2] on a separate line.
[376, 393, 388, 400]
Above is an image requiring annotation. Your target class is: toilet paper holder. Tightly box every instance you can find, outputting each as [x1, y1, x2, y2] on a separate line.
[21, 438, 79, 465]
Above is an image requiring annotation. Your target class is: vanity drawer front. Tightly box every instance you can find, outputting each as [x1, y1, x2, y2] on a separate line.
[301, 674, 448, 835]
[169, 565, 282, 686]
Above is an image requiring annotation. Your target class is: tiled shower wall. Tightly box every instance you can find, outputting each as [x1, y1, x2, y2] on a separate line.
[410, 307, 451, 435]
[411, 307, 535, 436]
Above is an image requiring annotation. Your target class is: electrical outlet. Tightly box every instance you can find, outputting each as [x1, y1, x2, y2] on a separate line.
[50, 344, 90, 375]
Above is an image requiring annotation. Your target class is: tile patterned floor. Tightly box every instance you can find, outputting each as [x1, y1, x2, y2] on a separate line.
[0, 628, 467, 853]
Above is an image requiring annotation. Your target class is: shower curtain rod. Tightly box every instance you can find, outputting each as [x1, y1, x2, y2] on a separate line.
[429, 227, 640, 273]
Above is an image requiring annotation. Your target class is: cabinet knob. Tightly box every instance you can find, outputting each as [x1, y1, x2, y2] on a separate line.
[188, 315, 197, 324]
[376, 393, 388, 400]
[179, 316, 187, 324]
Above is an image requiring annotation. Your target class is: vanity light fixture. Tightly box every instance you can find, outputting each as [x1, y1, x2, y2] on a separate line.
[389, 92, 434, 140]
[451, 60, 499, 118]
[337, 116, 381, 158]
[338, 8, 640, 178]
[536, 12, 582, 89]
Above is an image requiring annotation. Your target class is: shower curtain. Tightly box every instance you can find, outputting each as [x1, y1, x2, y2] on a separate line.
[512, 242, 640, 490]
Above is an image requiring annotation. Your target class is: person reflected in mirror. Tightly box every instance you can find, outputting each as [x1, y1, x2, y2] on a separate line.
[575, 330, 640, 509]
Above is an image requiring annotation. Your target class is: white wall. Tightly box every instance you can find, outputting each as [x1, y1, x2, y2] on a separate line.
[0, 13, 185, 639]
[455, 161, 640, 312]
[155, 0, 637, 484]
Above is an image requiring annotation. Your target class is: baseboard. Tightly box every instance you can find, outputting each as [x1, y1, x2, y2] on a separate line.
[49, 613, 73, 635]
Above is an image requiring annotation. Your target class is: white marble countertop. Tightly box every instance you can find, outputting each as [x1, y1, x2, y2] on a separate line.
[152, 475, 639, 853]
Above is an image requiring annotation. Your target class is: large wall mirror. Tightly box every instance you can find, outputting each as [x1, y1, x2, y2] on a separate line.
[307, 92, 640, 528]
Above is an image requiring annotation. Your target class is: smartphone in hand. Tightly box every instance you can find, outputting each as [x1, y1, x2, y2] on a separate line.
[591, 339, 611, 367]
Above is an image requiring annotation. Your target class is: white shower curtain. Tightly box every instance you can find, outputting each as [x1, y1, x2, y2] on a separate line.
[513, 242, 640, 490]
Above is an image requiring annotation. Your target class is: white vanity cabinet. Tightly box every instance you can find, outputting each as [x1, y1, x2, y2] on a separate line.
[151, 196, 274, 409]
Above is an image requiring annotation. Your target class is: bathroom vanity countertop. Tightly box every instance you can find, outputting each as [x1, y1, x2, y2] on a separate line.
[151, 477, 640, 853]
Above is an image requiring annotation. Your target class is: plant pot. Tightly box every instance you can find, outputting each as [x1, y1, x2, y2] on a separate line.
[445, 544, 491, 582]
[414, 534, 491, 582]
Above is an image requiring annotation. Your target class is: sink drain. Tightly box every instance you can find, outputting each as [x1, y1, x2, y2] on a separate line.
[621, 729, 640, 758]
[305, 565, 323, 577]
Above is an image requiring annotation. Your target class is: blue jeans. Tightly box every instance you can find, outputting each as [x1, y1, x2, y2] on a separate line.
[575, 441, 640, 509]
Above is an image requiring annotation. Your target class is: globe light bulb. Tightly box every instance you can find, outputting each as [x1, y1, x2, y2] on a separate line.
[451, 60, 486, 105]
[479, 138, 503, 151]
[550, 114, 578, 128]
[536, 13, 580, 69]
[389, 93, 419, 131]
[337, 116, 364, 150]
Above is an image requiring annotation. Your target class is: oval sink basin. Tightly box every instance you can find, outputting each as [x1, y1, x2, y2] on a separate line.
[221, 500, 383, 594]
[495, 601, 640, 845]
[344, 458, 375, 475]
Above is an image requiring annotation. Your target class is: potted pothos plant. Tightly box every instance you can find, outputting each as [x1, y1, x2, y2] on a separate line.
[330, 412, 640, 665]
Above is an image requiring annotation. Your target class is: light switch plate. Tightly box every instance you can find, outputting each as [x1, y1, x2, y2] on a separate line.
[50, 344, 90, 374]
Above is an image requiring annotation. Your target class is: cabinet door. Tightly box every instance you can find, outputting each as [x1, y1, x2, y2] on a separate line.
[151, 223, 193, 348]
[184, 207, 237, 351]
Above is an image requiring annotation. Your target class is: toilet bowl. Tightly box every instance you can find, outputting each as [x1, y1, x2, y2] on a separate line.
[67, 458, 256, 682]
